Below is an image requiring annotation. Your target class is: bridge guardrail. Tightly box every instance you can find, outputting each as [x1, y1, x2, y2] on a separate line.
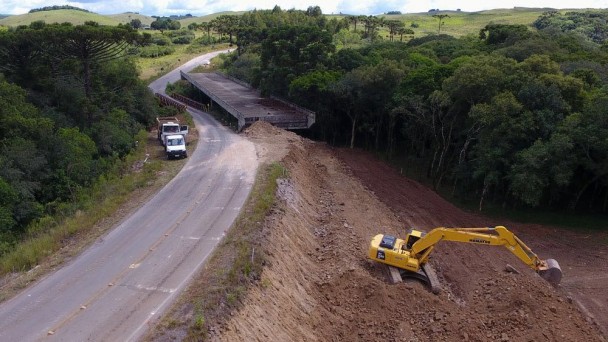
[155, 93, 187, 112]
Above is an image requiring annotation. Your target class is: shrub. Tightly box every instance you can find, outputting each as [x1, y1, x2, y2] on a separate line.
[139, 45, 175, 58]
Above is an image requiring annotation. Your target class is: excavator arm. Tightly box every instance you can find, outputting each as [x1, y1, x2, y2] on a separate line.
[369, 225, 562, 290]
[410, 226, 543, 270]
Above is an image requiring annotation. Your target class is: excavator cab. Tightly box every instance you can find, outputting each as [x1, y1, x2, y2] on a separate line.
[404, 229, 424, 249]
[379, 235, 397, 249]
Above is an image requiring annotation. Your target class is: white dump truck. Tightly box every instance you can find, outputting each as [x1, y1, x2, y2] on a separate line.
[156, 116, 188, 146]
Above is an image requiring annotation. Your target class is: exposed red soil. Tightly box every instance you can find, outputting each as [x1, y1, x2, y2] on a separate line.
[215, 122, 607, 342]
[338, 148, 608, 338]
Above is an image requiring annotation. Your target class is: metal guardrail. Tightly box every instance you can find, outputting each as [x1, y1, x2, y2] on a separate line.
[244, 116, 308, 129]
[155, 93, 186, 112]
[169, 93, 206, 111]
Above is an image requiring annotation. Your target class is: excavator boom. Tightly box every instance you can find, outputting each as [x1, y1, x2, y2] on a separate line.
[369, 226, 562, 291]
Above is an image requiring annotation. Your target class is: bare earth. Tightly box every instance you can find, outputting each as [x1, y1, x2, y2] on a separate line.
[215, 122, 607, 342]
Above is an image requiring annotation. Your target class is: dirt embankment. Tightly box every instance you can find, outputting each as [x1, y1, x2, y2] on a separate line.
[215, 122, 606, 342]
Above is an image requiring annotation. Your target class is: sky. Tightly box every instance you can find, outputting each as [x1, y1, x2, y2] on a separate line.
[1, 0, 608, 16]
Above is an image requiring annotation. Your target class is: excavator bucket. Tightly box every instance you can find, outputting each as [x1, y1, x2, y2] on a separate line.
[538, 259, 562, 286]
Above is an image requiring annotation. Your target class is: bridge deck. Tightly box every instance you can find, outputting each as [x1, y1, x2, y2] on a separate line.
[180, 71, 315, 131]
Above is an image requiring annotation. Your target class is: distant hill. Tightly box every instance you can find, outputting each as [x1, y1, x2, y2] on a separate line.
[0, 9, 249, 28]
[379, 8, 560, 37]
[0, 9, 120, 26]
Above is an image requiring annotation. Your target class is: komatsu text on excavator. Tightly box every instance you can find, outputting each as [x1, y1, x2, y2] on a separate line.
[369, 226, 562, 293]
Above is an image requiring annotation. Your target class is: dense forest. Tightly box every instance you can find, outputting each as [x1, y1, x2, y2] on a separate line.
[0, 21, 159, 255]
[205, 6, 608, 213]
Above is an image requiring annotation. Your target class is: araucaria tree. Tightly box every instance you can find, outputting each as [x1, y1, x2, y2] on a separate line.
[46, 22, 141, 125]
[433, 14, 450, 33]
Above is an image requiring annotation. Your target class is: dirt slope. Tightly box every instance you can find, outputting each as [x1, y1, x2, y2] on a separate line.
[215, 122, 605, 342]
[338, 148, 608, 338]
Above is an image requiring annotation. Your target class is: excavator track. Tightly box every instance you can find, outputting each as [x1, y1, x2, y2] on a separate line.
[422, 263, 441, 294]
[397, 264, 441, 294]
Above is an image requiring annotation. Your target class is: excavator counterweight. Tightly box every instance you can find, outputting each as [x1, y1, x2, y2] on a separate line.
[369, 226, 562, 292]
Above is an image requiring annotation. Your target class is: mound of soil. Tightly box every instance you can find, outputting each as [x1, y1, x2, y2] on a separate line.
[216, 122, 606, 341]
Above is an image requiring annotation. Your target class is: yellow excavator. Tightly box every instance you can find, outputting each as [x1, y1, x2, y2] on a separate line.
[369, 226, 562, 293]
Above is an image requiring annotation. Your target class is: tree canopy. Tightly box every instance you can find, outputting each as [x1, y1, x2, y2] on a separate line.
[216, 8, 608, 214]
[0, 22, 159, 253]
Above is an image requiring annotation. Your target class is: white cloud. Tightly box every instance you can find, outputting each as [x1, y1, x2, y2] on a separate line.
[75, 0, 147, 14]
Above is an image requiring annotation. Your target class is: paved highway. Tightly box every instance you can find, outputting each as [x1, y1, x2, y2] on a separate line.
[0, 50, 257, 341]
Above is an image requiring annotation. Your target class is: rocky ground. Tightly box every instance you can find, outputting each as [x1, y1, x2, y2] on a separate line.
[213, 122, 607, 342]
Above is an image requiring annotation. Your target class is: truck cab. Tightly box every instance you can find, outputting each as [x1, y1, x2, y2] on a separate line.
[157, 116, 188, 146]
[159, 123, 188, 146]
[165, 134, 187, 159]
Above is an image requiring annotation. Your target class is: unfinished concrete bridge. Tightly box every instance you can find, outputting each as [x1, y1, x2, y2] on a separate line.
[180, 71, 315, 131]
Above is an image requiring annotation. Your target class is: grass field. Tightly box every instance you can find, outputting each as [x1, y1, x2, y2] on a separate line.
[136, 42, 231, 82]
[0, 10, 120, 26]
[380, 8, 555, 37]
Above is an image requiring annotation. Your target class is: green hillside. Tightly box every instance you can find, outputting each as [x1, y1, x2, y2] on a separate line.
[0, 9, 119, 26]
[380, 8, 557, 37]
[0, 10, 248, 28]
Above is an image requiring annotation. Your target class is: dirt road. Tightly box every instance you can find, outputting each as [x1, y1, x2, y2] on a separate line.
[216, 122, 606, 342]
[148, 49, 230, 94]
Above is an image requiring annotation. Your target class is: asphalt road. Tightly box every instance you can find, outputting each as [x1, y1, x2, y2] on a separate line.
[0, 50, 258, 341]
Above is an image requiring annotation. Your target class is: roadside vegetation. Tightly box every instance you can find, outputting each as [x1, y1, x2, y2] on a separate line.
[0, 131, 155, 273]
